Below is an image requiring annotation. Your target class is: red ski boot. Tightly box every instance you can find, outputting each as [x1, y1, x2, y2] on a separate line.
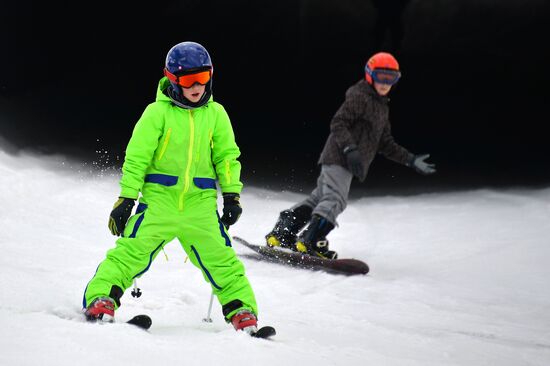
[231, 310, 258, 334]
[84, 297, 115, 322]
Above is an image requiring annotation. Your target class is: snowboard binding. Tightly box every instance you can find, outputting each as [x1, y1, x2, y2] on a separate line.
[295, 215, 338, 259]
[265, 205, 313, 249]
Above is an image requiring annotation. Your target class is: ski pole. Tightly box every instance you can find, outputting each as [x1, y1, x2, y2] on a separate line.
[203, 291, 214, 323]
[202, 221, 230, 322]
[131, 279, 142, 298]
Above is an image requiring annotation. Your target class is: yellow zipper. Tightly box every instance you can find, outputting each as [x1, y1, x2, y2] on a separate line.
[225, 159, 231, 184]
[179, 110, 195, 210]
[157, 128, 172, 161]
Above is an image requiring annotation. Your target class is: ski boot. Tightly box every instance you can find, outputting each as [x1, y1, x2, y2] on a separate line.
[295, 214, 338, 259]
[265, 205, 312, 250]
[84, 297, 115, 323]
[231, 309, 258, 335]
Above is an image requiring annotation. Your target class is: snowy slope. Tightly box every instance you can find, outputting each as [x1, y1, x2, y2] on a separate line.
[0, 149, 549, 366]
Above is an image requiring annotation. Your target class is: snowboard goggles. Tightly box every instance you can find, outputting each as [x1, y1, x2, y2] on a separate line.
[367, 67, 402, 85]
[164, 69, 212, 88]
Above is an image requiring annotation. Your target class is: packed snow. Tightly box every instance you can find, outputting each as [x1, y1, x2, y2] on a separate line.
[0, 149, 549, 366]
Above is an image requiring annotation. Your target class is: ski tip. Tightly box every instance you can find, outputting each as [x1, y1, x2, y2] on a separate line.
[127, 314, 152, 330]
[252, 325, 276, 339]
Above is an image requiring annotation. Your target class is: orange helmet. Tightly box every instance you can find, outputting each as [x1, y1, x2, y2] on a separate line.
[364, 52, 401, 85]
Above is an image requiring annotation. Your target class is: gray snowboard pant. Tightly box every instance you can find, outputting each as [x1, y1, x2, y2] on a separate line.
[292, 164, 353, 226]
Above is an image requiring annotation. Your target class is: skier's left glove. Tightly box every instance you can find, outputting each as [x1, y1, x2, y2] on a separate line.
[108, 197, 135, 236]
[408, 154, 437, 175]
[221, 193, 242, 228]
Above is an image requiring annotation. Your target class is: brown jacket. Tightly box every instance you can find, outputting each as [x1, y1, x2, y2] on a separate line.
[318, 79, 413, 181]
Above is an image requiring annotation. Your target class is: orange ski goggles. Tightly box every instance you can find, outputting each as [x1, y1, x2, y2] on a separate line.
[164, 68, 212, 88]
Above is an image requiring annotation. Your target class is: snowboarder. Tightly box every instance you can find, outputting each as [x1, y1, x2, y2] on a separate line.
[82, 41, 261, 334]
[265, 52, 436, 259]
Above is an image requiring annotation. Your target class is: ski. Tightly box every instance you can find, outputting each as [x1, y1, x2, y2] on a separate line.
[251, 326, 276, 339]
[86, 314, 152, 330]
[126, 314, 152, 330]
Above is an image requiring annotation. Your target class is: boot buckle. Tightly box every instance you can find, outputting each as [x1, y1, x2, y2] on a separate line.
[315, 239, 328, 249]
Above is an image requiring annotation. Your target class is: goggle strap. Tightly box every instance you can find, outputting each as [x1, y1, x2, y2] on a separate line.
[164, 68, 178, 82]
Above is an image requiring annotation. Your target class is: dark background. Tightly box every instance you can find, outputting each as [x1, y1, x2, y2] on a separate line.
[1, 0, 549, 195]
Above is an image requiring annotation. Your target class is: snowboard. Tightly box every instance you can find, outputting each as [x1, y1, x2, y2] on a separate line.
[232, 236, 369, 275]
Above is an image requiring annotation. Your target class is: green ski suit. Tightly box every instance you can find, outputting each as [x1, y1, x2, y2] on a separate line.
[83, 77, 257, 321]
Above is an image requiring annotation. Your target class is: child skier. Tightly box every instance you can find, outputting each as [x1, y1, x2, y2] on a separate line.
[83, 41, 261, 334]
[265, 52, 436, 259]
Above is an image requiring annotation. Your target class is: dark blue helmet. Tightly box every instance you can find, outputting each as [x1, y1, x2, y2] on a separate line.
[165, 41, 213, 75]
[164, 41, 213, 108]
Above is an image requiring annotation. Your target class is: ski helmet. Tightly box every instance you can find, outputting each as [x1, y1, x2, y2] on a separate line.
[164, 41, 213, 108]
[364, 52, 401, 85]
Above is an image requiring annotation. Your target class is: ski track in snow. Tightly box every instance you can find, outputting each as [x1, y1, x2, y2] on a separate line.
[0, 149, 549, 366]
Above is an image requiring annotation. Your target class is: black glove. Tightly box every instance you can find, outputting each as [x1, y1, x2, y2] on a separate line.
[108, 197, 135, 236]
[221, 193, 242, 228]
[343, 145, 365, 181]
[408, 154, 437, 175]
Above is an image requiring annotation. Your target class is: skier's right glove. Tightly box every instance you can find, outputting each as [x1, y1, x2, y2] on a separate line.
[343, 145, 365, 181]
[108, 197, 135, 236]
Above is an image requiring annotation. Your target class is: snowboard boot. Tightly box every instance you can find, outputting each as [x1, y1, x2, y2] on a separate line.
[265, 205, 313, 250]
[295, 214, 338, 259]
[84, 297, 115, 322]
[231, 310, 258, 335]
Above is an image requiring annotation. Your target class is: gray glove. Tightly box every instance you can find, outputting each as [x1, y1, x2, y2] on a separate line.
[343, 145, 365, 181]
[408, 154, 436, 175]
